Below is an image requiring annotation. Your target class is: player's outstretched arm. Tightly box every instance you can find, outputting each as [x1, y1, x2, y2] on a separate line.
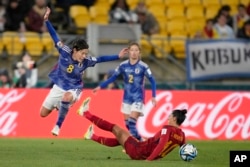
[146, 70, 157, 106]
[96, 48, 128, 63]
[146, 130, 170, 161]
[98, 74, 118, 90]
[44, 7, 60, 45]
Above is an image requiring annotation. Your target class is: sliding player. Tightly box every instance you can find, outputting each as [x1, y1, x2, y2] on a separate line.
[40, 7, 128, 136]
[93, 42, 156, 141]
[78, 97, 186, 160]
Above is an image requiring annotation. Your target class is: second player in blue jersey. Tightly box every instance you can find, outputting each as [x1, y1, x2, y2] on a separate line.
[94, 42, 156, 141]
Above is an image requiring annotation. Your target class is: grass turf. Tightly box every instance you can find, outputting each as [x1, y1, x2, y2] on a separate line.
[0, 138, 249, 167]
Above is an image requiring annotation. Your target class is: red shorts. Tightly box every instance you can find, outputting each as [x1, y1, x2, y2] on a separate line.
[124, 136, 148, 160]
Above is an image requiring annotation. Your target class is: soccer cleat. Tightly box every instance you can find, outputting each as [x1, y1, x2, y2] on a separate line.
[51, 125, 60, 136]
[77, 97, 91, 116]
[84, 124, 94, 140]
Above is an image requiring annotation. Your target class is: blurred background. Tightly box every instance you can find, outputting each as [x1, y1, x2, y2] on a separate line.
[0, 0, 250, 90]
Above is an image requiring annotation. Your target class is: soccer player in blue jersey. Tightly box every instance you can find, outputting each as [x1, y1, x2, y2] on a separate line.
[93, 42, 157, 141]
[40, 7, 128, 136]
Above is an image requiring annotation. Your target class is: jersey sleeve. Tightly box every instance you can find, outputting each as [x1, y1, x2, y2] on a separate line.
[96, 55, 119, 63]
[145, 67, 156, 98]
[45, 20, 60, 44]
[99, 65, 121, 88]
[146, 127, 171, 161]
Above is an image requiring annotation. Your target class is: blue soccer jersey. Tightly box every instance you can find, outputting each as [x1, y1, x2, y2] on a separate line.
[48, 46, 99, 90]
[45, 21, 120, 90]
[100, 60, 156, 104]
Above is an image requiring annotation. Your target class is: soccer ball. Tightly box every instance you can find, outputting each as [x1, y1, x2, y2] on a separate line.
[179, 143, 198, 161]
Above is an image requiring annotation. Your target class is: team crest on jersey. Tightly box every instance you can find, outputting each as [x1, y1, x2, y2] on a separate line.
[135, 68, 140, 74]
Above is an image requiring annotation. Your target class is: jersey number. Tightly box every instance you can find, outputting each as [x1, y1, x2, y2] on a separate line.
[128, 74, 134, 83]
[67, 65, 74, 73]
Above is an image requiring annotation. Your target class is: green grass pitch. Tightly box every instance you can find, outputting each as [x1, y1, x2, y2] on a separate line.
[0, 138, 249, 167]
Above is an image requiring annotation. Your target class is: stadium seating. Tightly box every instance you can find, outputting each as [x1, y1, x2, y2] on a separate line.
[89, 6, 109, 25]
[205, 5, 220, 19]
[140, 36, 153, 58]
[0, 38, 3, 55]
[165, 0, 183, 8]
[69, 5, 91, 32]
[149, 34, 165, 58]
[169, 35, 187, 59]
[221, 0, 239, 6]
[186, 19, 205, 37]
[184, 0, 202, 8]
[108, 0, 115, 4]
[202, 0, 220, 8]
[167, 20, 186, 36]
[186, 5, 205, 20]
[148, 5, 166, 17]
[166, 5, 186, 21]
[126, 0, 140, 9]
[2, 31, 24, 56]
[240, 0, 249, 5]
[41, 32, 59, 57]
[145, 0, 164, 7]
[24, 32, 43, 56]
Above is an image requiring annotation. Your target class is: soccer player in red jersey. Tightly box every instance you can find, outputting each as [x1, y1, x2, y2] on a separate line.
[78, 97, 186, 161]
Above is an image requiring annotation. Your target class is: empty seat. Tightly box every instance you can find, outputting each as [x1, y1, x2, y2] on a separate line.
[2, 31, 24, 56]
[24, 32, 43, 56]
[169, 35, 187, 59]
[202, 0, 220, 8]
[167, 20, 186, 36]
[165, 0, 183, 8]
[240, 0, 249, 5]
[186, 19, 205, 37]
[205, 5, 220, 19]
[126, 0, 140, 9]
[41, 32, 59, 56]
[186, 5, 204, 20]
[145, 0, 164, 7]
[69, 5, 91, 31]
[166, 5, 185, 21]
[184, 0, 202, 7]
[221, 0, 239, 6]
[89, 6, 109, 24]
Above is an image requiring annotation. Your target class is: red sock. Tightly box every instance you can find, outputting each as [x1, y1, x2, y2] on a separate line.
[84, 111, 115, 132]
[92, 134, 120, 147]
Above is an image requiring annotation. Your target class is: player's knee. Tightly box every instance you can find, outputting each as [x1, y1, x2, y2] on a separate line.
[40, 112, 47, 117]
[40, 108, 51, 117]
[61, 92, 73, 102]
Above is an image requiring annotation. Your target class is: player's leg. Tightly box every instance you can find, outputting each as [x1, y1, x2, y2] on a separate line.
[84, 125, 120, 147]
[52, 88, 81, 136]
[40, 85, 63, 117]
[121, 103, 130, 130]
[127, 102, 144, 141]
[78, 98, 130, 146]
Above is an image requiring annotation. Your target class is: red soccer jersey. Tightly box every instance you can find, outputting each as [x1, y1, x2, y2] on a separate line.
[124, 125, 185, 160]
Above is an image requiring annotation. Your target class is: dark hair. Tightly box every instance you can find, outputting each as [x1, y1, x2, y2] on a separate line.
[72, 38, 89, 51]
[110, 0, 130, 12]
[220, 5, 231, 12]
[238, 4, 246, 9]
[172, 109, 187, 125]
[128, 42, 141, 51]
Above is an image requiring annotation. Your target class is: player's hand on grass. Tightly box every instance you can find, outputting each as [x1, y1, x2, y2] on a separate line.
[118, 48, 128, 58]
[44, 7, 51, 21]
[151, 97, 157, 107]
[93, 86, 101, 94]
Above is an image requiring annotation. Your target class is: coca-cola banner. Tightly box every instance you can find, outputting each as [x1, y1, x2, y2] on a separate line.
[186, 39, 250, 81]
[0, 89, 249, 140]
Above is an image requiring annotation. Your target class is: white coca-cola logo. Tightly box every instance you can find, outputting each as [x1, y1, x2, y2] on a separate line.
[0, 90, 26, 136]
[138, 91, 250, 140]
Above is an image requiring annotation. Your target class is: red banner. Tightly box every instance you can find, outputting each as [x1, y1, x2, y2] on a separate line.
[0, 89, 249, 140]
